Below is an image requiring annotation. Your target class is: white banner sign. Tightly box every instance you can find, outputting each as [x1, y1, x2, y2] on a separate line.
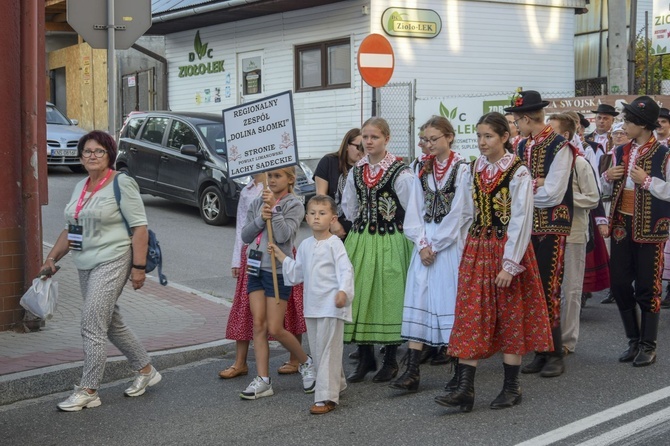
[415, 95, 510, 161]
[653, 0, 670, 56]
[223, 90, 298, 179]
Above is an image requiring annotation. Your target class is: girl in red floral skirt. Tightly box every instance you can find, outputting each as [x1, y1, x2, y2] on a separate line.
[436, 112, 553, 412]
[219, 172, 306, 380]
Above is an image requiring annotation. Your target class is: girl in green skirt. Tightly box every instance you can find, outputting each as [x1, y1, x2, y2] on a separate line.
[341, 117, 414, 383]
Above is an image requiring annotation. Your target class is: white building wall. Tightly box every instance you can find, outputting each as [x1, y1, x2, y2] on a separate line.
[371, 0, 576, 97]
[166, 0, 578, 160]
[166, 1, 371, 161]
[637, 0, 653, 38]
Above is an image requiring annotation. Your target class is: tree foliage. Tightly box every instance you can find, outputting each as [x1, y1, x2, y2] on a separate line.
[634, 36, 670, 94]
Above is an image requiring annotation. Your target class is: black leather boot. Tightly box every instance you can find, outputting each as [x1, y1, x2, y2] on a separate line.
[540, 326, 565, 378]
[521, 353, 546, 374]
[419, 345, 437, 364]
[431, 345, 453, 365]
[618, 308, 640, 362]
[435, 363, 476, 413]
[346, 345, 377, 382]
[490, 363, 522, 409]
[444, 359, 459, 391]
[633, 311, 659, 367]
[372, 345, 399, 382]
[389, 348, 421, 392]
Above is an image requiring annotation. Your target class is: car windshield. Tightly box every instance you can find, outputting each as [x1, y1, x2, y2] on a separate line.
[46, 105, 71, 125]
[197, 123, 226, 156]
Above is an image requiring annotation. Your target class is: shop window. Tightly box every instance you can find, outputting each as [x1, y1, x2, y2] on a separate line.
[295, 38, 351, 92]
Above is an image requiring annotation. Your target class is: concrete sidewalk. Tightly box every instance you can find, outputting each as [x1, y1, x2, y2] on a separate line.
[0, 245, 234, 405]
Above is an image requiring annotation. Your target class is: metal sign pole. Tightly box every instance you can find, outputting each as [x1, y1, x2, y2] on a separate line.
[107, 0, 116, 135]
[371, 87, 377, 117]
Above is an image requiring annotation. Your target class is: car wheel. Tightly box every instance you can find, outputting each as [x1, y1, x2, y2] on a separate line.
[199, 186, 229, 226]
[69, 165, 86, 173]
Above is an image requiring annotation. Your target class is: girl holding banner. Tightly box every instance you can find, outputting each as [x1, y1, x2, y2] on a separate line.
[239, 166, 314, 400]
[220, 172, 307, 380]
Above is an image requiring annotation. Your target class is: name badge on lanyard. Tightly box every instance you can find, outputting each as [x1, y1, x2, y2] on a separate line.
[246, 232, 263, 277]
[68, 224, 84, 251]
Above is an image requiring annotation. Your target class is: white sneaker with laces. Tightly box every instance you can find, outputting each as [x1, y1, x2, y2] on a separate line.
[240, 376, 274, 400]
[124, 365, 162, 397]
[300, 357, 316, 394]
[57, 385, 102, 412]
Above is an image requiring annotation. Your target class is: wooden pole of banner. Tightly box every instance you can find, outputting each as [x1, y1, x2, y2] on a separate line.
[265, 179, 281, 304]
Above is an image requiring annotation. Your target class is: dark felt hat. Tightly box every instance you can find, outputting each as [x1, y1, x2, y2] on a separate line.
[577, 112, 590, 129]
[590, 104, 619, 116]
[622, 96, 660, 128]
[660, 107, 670, 120]
[504, 90, 550, 113]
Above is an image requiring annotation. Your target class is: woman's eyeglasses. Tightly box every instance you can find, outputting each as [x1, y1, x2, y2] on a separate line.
[423, 134, 447, 145]
[81, 149, 108, 158]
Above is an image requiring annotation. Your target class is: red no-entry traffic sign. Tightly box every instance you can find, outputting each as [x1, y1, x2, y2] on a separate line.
[357, 33, 395, 88]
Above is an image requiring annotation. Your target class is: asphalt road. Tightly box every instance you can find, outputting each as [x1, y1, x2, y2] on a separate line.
[7, 167, 670, 445]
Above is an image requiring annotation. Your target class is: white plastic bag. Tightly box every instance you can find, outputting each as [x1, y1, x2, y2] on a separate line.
[20, 278, 58, 320]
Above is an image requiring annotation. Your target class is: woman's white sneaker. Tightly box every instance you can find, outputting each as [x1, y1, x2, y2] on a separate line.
[57, 386, 102, 412]
[240, 376, 274, 400]
[124, 365, 162, 397]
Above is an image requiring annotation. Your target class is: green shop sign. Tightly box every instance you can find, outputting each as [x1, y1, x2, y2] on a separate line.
[382, 8, 441, 38]
[178, 31, 225, 78]
[482, 100, 511, 115]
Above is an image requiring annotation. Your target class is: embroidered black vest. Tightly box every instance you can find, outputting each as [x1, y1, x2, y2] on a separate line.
[610, 141, 670, 242]
[352, 160, 408, 235]
[469, 157, 523, 240]
[418, 159, 466, 224]
[518, 132, 574, 236]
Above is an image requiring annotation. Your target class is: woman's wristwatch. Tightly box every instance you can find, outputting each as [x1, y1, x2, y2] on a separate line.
[132, 264, 147, 270]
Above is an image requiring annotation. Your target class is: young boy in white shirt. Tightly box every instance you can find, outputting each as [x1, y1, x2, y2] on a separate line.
[270, 195, 354, 414]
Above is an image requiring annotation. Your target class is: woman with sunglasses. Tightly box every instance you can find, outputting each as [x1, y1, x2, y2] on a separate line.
[314, 129, 364, 239]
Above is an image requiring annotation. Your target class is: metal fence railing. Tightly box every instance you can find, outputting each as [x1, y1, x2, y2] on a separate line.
[575, 78, 608, 97]
[378, 81, 415, 160]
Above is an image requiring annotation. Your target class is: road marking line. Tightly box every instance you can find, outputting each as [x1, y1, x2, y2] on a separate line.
[359, 53, 393, 68]
[516, 386, 670, 446]
[575, 406, 670, 446]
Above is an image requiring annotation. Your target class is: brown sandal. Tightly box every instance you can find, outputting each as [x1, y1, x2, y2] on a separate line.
[277, 362, 299, 375]
[310, 401, 337, 414]
[218, 364, 249, 379]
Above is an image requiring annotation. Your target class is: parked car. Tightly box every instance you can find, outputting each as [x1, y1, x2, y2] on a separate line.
[46, 102, 88, 172]
[116, 111, 315, 226]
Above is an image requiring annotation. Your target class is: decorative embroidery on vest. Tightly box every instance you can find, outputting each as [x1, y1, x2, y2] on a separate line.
[420, 159, 465, 224]
[492, 187, 512, 226]
[469, 157, 523, 240]
[610, 140, 670, 242]
[519, 133, 574, 235]
[352, 160, 408, 235]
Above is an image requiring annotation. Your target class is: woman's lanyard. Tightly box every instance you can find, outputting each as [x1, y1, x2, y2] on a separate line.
[74, 169, 113, 223]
